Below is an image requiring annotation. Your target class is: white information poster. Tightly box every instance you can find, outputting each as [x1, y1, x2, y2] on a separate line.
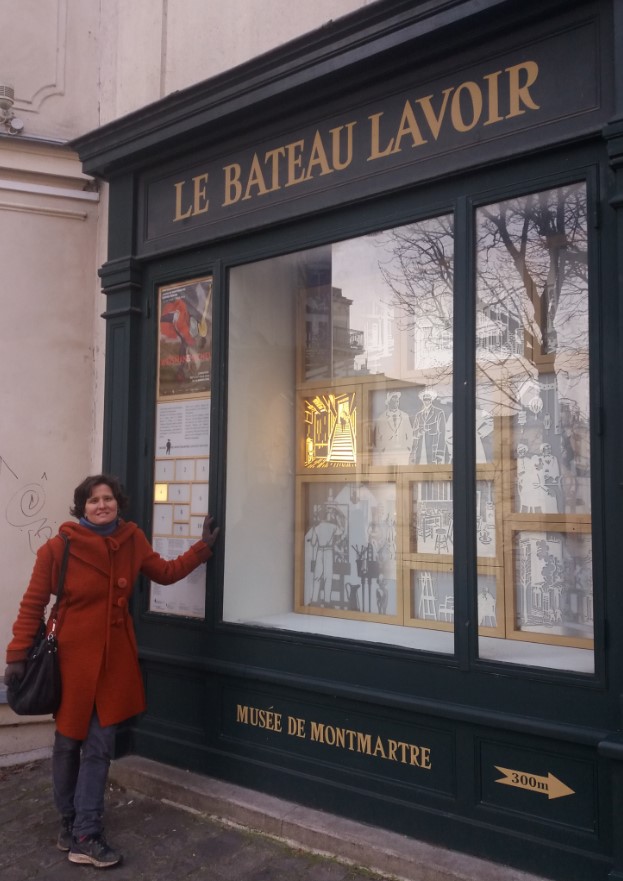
[150, 274, 213, 619]
[150, 537, 206, 618]
[155, 398, 210, 459]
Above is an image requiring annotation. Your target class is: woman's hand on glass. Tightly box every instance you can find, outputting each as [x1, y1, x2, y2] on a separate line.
[201, 515, 220, 548]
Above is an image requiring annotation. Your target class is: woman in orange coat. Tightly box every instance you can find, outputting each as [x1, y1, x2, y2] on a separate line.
[4, 474, 219, 869]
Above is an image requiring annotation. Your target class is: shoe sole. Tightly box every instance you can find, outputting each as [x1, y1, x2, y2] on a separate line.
[68, 852, 121, 868]
[57, 842, 70, 852]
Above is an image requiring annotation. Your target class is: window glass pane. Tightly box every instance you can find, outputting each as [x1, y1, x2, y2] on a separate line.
[224, 217, 454, 653]
[475, 183, 594, 673]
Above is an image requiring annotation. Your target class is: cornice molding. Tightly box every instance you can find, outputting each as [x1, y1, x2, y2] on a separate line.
[73, 0, 576, 178]
[0, 200, 87, 221]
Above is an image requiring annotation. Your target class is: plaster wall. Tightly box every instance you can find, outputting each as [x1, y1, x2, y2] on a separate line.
[0, 0, 100, 142]
[0, 141, 100, 660]
[0, 0, 369, 677]
[101, 0, 372, 121]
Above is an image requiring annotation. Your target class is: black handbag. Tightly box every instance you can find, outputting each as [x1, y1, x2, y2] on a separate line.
[7, 533, 70, 716]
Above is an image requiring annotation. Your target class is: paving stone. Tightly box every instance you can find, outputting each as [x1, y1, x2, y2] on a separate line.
[0, 757, 547, 881]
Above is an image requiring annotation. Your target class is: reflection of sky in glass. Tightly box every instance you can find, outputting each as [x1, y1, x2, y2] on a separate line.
[332, 235, 397, 375]
[331, 221, 454, 380]
[332, 236, 391, 315]
[476, 183, 590, 421]
[476, 185, 588, 354]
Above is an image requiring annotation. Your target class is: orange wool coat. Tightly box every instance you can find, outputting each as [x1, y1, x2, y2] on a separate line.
[6, 520, 212, 740]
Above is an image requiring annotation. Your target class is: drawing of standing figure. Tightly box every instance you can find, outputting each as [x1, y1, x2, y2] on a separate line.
[373, 391, 413, 464]
[410, 388, 446, 465]
[309, 504, 345, 604]
[478, 585, 496, 626]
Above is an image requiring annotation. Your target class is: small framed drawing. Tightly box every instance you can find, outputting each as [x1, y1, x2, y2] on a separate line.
[404, 474, 501, 566]
[367, 383, 452, 469]
[298, 386, 360, 474]
[404, 472, 453, 562]
[295, 476, 401, 623]
[406, 562, 454, 631]
[504, 520, 593, 648]
[405, 562, 504, 636]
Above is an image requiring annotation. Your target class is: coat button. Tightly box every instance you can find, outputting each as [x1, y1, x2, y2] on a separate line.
[116, 597, 127, 608]
[117, 578, 127, 588]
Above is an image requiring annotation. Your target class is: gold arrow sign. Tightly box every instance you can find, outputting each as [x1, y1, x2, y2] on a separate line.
[494, 766, 575, 800]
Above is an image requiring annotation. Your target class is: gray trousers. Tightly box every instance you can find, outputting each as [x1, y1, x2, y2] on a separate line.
[52, 710, 116, 839]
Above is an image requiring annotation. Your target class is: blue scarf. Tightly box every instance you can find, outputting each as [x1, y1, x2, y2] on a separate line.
[79, 516, 120, 536]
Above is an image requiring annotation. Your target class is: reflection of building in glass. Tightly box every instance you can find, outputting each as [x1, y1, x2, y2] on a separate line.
[304, 393, 356, 467]
[476, 306, 524, 358]
[304, 284, 365, 379]
[516, 532, 593, 634]
[359, 299, 395, 374]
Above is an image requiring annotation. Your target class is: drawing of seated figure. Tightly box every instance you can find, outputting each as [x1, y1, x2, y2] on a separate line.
[373, 390, 413, 464]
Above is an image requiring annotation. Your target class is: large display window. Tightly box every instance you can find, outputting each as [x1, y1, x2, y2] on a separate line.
[223, 183, 594, 673]
[474, 183, 592, 668]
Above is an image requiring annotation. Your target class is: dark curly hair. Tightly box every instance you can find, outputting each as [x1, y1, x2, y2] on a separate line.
[70, 474, 130, 519]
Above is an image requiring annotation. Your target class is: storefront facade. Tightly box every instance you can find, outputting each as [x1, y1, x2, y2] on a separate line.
[73, 1, 623, 878]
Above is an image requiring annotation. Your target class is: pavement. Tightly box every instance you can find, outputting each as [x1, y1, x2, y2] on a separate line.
[0, 716, 550, 881]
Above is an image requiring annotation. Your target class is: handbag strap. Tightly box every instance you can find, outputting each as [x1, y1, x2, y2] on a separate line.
[50, 533, 70, 625]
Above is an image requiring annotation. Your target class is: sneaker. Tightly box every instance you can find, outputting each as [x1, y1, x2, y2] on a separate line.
[57, 816, 74, 852]
[68, 834, 122, 868]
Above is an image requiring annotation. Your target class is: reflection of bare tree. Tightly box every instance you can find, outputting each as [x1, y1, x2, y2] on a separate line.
[378, 215, 454, 328]
[376, 185, 589, 413]
[376, 215, 454, 385]
[375, 185, 591, 515]
[478, 185, 588, 358]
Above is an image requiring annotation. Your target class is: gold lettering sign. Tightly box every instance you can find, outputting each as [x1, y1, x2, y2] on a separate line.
[236, 704, 432, 770]
[171, 60, 541, 222]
